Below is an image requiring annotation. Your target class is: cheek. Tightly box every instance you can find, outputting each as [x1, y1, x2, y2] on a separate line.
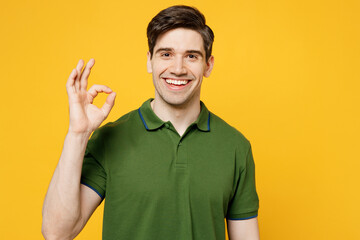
[153, 62, 169, 76]
[191, 64, 206, 77]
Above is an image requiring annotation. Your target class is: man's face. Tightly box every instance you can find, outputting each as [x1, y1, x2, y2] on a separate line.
[147, 28, 214, 107]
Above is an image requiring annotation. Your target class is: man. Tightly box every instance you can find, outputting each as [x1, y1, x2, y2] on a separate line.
[42, 5, 259, 240]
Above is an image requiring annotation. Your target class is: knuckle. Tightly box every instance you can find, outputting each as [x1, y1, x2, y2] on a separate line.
[92, 84, 100, 89]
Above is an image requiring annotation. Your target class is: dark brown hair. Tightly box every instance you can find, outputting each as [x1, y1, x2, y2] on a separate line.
[147, 5, 214, 61]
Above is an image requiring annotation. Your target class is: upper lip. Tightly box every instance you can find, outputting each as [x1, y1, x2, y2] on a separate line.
[162, 77, 192, 81]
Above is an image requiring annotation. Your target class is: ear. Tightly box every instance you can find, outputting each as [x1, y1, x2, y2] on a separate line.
[204, 55, 214, 78]
[147, 51, 152, 73]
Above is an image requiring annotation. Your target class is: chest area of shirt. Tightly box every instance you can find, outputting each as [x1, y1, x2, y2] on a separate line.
[105, 133, 236, 205]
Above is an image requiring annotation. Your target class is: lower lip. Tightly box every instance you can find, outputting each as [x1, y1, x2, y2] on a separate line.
[163, 78, 191, 90]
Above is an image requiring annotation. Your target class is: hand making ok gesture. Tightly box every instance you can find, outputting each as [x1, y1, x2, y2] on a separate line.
[66, 59, 116, 134]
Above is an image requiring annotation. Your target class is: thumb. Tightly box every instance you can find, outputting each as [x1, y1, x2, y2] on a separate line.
[101, 92, 116, 118]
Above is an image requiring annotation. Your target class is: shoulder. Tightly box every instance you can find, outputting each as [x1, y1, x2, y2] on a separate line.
[89, 108, 140, 141]
[104, 109, 139, 129]
[210, 111, 251, 150]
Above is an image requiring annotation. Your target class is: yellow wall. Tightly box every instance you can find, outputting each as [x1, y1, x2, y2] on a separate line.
[1, 0, 359, 239]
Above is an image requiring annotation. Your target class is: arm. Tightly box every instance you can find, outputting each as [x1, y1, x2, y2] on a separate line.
[227, 217, 260, 240]
[42, 59, 116, 240]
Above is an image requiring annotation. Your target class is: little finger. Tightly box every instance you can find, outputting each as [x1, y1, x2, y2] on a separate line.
[66, 69, 77, 94]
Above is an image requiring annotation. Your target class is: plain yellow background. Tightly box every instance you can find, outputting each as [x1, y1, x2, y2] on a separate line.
[1, 0, 359, 239]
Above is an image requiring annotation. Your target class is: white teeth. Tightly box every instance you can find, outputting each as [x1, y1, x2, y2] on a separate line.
[165, 79, 189, 85]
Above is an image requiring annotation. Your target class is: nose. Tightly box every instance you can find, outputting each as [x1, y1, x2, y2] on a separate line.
[170, 56, 187, 76]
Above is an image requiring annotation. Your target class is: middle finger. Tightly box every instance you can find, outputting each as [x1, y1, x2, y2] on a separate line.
[80, 58, 95, 91]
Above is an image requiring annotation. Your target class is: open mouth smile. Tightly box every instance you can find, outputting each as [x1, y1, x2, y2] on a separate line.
[163, 78, 192, 89]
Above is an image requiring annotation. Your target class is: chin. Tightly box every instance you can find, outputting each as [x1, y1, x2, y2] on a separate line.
[162, 96, 191, 107]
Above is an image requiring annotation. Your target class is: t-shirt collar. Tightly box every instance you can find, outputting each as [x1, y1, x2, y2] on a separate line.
[138, 98, 210, 132]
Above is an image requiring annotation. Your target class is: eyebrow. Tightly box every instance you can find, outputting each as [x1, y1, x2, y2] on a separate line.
[155, 48, 204, 58]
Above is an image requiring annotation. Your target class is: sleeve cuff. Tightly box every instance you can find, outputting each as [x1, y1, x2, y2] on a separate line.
[80, 179, 105, 199]
[226, 210, 258, 220]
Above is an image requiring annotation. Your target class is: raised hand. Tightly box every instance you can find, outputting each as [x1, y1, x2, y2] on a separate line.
[66, 59, 116, 134]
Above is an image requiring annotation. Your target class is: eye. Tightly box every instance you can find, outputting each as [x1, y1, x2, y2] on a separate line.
[188, 54, 198, 59]
[161, 52, 171, 57]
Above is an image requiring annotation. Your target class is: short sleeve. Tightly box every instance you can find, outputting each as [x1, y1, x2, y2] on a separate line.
[226, 145, 259, 220]
[80, 129, 107, 199]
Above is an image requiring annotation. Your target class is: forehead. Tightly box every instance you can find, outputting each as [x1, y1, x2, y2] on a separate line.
[154, 28, 205, 53]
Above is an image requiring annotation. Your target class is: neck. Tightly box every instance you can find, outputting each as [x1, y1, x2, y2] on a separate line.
[151, 97, 201, 136]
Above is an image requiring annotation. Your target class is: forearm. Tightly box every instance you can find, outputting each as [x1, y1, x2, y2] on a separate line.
[42, 131, 91, 239]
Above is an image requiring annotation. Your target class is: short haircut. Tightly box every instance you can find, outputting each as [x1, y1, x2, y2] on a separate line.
[147, 5, 214, 61]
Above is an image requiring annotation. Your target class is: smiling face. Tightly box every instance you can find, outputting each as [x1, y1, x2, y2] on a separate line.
[147, 28, 214, 108]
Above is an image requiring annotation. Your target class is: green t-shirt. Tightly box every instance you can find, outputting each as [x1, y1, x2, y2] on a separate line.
[81, 98, 259, 240]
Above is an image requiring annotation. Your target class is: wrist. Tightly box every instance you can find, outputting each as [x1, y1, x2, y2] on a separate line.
[66, 130, 92, 140]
